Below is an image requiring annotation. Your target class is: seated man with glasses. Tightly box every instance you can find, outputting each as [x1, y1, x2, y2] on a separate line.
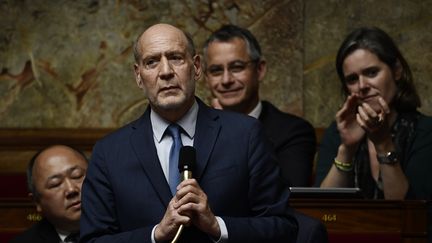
[203, 24, 316, 187]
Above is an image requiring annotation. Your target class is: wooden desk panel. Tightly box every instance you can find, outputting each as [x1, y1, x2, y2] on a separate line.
[291, 199, 428, 243]
[0, 199, 40, 233]
[1, 198, 427, 243]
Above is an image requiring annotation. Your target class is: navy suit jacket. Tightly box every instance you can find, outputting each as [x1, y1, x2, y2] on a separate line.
[259, 101, 316, 186]
[80, 99, 297, 243]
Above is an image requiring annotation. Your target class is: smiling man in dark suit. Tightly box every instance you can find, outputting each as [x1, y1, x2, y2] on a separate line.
[79, 23, 297, 243]
[10, 145, 87, 243]
[203, 25, 329, 243]
[203, 24, 316, 187]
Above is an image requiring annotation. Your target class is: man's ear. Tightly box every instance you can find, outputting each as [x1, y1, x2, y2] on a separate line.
[257, 59, 267, 82]
[29, 192, 42, 213]
[134, 64, 143, 88]
[193, 55, 202, 81]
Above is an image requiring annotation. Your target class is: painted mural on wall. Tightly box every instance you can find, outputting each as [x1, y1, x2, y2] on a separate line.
[1, 0, 431, 128]
[0, 0, 302, 128]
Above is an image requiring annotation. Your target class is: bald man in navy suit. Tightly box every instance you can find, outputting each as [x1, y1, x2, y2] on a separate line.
[80, 23, 297, 243]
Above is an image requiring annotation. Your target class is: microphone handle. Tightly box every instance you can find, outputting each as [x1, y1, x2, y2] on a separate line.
[170, 170, 192, 243]
[181, 170, 192, 181]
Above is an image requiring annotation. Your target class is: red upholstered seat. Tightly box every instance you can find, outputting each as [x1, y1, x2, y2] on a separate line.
[0, 231, 21, 243]
[0, 173, 28, 198]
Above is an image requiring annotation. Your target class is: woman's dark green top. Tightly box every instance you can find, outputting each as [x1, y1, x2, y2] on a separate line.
[314, 111, 432, 201]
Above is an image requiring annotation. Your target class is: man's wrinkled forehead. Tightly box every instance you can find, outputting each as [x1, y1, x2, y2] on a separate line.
[135, 24, 194, 60]
[141, 36, 187, 54]
[145, 25, 185, 43]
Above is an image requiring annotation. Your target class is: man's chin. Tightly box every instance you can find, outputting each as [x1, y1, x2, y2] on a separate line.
[156, 97, 188, 110]
[219, 97, 241, 109]
[65, 212, 82, 226]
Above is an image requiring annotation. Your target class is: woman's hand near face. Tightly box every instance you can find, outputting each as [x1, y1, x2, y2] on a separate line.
[322, 94, 366, 188]
[336, 94, 366, 151]
[356, 96, 394, 152]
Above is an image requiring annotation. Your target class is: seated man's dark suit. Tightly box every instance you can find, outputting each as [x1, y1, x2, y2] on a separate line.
[80, 99, 297, 243]
[259, 101, 316, 186]
[259, 101, 327, 242]
[9, 218, 60, 243]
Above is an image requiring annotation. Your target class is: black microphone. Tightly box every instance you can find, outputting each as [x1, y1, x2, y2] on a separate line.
[178, 146, 196, 181]
[171, 146, 196, 243]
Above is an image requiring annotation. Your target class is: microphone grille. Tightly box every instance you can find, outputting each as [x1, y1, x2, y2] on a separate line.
[178, 146, 196, 172]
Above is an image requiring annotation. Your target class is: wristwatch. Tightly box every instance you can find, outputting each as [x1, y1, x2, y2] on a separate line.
[377, 151, 400, 165]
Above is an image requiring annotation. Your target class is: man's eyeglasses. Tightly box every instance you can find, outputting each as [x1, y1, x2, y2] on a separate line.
[206, 60, 255, 78]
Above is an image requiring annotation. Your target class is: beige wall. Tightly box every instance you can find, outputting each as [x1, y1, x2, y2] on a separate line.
[1, 0, 431, 129]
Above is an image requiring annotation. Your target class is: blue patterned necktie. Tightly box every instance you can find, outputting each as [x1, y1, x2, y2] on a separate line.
[166, 124, 183, 195]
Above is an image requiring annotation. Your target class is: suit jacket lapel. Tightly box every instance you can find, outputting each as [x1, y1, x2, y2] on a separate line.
[130, 108, 172, 207]
[194, 100, 220, 181]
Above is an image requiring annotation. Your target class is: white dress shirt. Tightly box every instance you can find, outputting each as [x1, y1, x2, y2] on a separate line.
[57, 229, 77, 243]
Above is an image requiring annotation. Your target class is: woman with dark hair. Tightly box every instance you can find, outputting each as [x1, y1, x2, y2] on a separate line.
[315, 27, 432, 203]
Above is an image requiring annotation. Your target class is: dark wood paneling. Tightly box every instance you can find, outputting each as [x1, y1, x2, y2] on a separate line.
[0, 127, 325, 173]
[0, 128, 113, 150]
[0, 199, 427, 243]
[0, 128, 113, 173]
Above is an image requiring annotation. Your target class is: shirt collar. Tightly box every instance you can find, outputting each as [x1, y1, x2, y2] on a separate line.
[56, 228, 74, 242]
[151, 99, 198, 142]
[248, 101, 262, 119]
